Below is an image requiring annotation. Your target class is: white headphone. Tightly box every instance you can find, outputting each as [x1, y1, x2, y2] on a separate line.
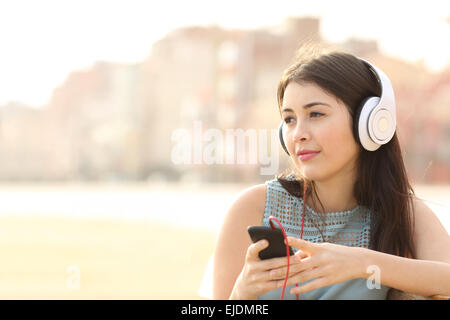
[354, 58, 396, 151]
[278, 58, 396, 154]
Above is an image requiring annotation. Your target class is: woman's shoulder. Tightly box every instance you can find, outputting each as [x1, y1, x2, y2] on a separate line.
[223, 174, 299, 226]
[217, 182, 268, 239]
[410, 196, 450, 262]
[229, 183, 267, 222]
[410, 196, 446, 233]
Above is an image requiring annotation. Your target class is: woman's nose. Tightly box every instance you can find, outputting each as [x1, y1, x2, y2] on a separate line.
[292, 122, 310, 142]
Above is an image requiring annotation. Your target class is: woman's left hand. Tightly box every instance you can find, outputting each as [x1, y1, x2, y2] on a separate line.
[271, 236, 368, 295]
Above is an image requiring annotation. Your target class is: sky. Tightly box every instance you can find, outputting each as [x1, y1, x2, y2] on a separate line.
[0, 0, 449, 107]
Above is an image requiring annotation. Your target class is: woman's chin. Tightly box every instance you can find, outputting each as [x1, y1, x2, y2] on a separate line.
[297, 165, 326, 181]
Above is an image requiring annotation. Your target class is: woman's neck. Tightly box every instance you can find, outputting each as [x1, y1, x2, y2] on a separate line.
[306, 175, 358, 213]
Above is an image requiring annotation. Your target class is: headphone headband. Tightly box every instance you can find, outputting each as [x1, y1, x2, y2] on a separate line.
[359, 58, 396, 120]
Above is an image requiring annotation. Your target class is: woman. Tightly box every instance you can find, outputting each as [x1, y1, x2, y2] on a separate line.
[212, 48, 450, 300]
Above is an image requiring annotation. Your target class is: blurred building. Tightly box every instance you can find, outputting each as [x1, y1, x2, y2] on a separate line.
[0, 16, 448, 184]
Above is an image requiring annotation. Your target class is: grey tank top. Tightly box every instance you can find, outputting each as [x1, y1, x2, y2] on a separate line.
[258, 176, 391, 300]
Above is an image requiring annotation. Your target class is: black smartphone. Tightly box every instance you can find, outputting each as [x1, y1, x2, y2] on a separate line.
[247, 226, 295, 260]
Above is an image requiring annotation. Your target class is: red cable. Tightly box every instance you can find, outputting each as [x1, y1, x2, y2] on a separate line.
[268, 184, 307, 300]
[301, 185, 306, 239]
[268, 216, 295, 300]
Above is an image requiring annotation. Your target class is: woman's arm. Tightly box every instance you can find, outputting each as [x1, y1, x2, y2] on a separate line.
[362, 197, 450, 297]
[273, 236, 450, 297]
[361, 249, 450, 297]
[278, 197, 450, 297]
[212, 184, 267, 299]
[213, 184, 308, 299]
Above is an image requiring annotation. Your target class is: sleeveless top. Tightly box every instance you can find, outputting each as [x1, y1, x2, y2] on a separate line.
[258, 175, 391, 300]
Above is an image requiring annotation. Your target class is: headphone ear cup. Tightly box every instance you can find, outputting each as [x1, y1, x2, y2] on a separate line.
[278, 121, 290, 156]
[355, 96, 382, 151]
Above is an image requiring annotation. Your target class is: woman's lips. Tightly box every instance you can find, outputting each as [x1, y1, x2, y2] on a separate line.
[298, 151, 320, 161]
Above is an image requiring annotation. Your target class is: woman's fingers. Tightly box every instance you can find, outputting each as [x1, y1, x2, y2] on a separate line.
[269, 255, 316, 280]
[287, 237, 322, 254]
[296, 249, 309, 259]
[248, 242, 306, 266]
[238, 240, 313, 298]
[246, 239, 269, 261]
[262, 252, 300, 268]
[290, 276, 331, 295]
[278, 265, 327, 289]
[246, 239, 313, 279]
[248, 250, 307, 281]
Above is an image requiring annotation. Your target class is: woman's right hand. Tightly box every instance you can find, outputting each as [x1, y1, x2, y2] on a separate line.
[229, 239, 307, 300]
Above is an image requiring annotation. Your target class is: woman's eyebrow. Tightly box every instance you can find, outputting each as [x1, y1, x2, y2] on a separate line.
[281, 102, 331, 113]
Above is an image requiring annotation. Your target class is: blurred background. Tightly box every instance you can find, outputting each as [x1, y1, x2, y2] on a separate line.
[0, 0, 448, 299]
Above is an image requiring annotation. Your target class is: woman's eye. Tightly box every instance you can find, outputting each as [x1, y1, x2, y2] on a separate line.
[283, 117, 294, 124]
[310, 112, 323, 118]
[284, 112, 323, 124]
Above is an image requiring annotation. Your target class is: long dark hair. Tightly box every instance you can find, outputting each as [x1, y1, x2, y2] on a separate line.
[276, 47, 416, 259]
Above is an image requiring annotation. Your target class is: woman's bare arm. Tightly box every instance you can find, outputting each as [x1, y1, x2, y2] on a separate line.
[212, 184, 267, 299]
[361, 197, 450, 297]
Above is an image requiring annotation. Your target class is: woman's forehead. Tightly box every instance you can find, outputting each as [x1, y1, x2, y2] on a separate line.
[283, 82, 340, 108]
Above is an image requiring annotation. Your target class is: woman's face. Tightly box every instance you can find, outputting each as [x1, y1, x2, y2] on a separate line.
[281, 81, 360, 182]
